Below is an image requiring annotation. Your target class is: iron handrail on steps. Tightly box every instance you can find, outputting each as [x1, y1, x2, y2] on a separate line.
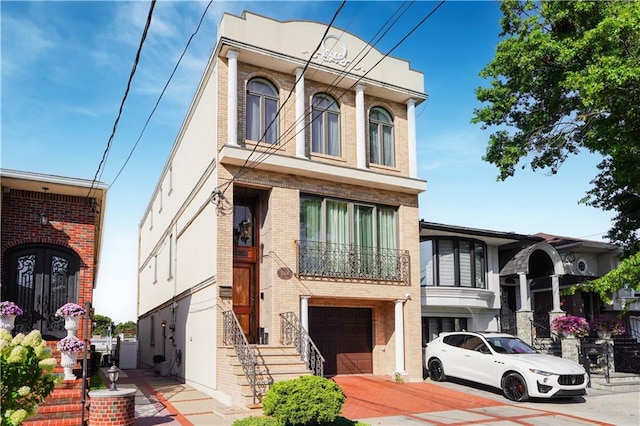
[222, 310, 259, 404]
[279, 311, 325, 377]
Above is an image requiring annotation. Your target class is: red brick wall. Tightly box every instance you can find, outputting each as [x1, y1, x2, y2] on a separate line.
[88, 394, 135, 426]
[1, 188, 97, 338]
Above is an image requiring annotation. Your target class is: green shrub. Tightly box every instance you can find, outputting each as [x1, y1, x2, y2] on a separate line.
[232, 416, 278, 426]
[262, 375, 345, 426]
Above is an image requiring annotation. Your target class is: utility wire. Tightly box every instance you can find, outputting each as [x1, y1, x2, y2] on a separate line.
[109, 0, 214, 188]
[219, 0, 347, 196]
[226, 1, 445, 188]
[222, 0, 416, 192]
[87, 0, 156, 198]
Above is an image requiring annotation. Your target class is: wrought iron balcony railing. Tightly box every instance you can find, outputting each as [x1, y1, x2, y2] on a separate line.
[296, 240, 410, 285]
[280, 311, 324, 377]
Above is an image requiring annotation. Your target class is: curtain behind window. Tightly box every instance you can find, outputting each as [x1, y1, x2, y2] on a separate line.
[246, 94, 260, 141]
[300, 197, 322, 241]
[438, 240, 455, 285]
[327, 112, 340, 156]
[459, 241, 472, 287]
[369, 124, 379, 164]
[382, 125, 394, 166]
[326, 201, 348, 245]
[264, 98, 278, 144]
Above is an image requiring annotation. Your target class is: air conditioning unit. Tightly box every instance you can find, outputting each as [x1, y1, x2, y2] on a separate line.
[618, 288, 635, 300]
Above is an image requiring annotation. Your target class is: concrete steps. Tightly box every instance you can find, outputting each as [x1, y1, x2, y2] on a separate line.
[590, 373, 640, 392]
[225, 344, 312, 407]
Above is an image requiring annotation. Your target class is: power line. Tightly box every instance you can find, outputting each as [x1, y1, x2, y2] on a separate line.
[109, 0, 214, 189]
[226, 1, 445, 187]
[223, 0, 418, 191]
[87, 0, 157, 198]
[218, 0, 347, 196]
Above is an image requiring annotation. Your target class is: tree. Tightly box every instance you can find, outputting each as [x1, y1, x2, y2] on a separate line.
[92, 314, 113, 337]
[473, 0, 640, 254]
[115, 321, 137, 338]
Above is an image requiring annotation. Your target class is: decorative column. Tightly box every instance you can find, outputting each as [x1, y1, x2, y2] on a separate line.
[295, 68, 307, 159]
[394, 299, 406, 375]
[300, 296, 310, 362]
[355, 85, 366, 169]
[227, 50, 239, 147]
[300, 296, 310, 332]
[406, 99, 417, 178]
[551, 274, 562, 312]
[518, 272, 530, 311]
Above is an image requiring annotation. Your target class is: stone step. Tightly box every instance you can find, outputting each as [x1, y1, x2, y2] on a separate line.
[23, 417, 84, 426]
[590, 373, 640, 391]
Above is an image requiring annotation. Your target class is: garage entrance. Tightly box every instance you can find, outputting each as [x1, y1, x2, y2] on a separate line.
[309, 307, 373, 376]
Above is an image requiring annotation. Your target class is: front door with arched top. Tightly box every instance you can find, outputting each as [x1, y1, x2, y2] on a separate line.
[2, 245, 80, 339]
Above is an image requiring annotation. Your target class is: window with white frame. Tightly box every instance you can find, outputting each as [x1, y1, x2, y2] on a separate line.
[420, 238, 486, 288]
[300, 195, 400, 280]
[311, 93, 340, 156]
[246, 78, 279, 144]
[369, 106, 394, 166]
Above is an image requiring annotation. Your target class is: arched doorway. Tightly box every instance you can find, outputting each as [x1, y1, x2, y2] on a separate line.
[2, 244, 80, 339]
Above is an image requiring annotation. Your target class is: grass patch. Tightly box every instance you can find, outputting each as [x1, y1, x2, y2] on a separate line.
[90, 367, 107, 391]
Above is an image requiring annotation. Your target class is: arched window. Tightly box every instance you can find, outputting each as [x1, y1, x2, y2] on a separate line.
[311, 94, 340, 156]
[246, 78, 279, 144]
[369, 107, 394, 166]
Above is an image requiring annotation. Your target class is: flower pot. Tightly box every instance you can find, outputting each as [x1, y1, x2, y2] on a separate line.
[597, 331, 611, 339]
[61, 351, 78, 380]
[64, 316, 79, 337]
[0, 315, 16, 331]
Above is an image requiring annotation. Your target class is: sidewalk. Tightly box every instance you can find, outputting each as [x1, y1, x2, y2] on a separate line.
[114, 368, 249, 425]
[114, 370, 637, 425]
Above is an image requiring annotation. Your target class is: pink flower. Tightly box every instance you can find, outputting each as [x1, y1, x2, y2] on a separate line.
[551, 315, 589, 337]
[0, 301, 24, 317]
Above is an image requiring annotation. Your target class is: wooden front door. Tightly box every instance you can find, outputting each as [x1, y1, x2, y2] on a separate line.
[233, 249, 257, 343]
[232, 190, 259, 343]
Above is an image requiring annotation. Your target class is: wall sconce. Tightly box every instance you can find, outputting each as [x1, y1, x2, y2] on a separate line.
[107, 362, 121, 391]
[39, 187, 49, 225]
[238, 217, 253, 243]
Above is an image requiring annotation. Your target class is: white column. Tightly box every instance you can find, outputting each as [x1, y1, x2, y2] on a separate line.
[356, 85, 367, 169]
[407, 99, 417, 178]
[394, 299, 406, 374]
[295, 68, 307, 158]
[226, 50, 239, 147]
[518, 272, 531, 311]
[300, 296, 310, 332]
[551, 274, 562, 312]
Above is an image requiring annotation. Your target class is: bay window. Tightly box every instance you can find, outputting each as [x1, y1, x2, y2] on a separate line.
[420, 238, 486, 288]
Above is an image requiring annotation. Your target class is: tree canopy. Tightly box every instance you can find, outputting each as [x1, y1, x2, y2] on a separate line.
[92, 314, 113, 337]
[473, 0, 640, 254]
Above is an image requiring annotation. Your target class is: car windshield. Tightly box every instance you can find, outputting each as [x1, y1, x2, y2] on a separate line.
[485, 336, 537, 354]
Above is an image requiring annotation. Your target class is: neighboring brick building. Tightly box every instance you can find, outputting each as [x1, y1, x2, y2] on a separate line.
[137, 11, 427, 407]
[1, 169, 107, 338]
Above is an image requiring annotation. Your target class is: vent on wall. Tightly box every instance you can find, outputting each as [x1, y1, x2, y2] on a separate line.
[577, 258, 588, 273]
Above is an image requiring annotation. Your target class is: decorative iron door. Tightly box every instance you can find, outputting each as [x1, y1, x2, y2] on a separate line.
[2, 246, 79, 339]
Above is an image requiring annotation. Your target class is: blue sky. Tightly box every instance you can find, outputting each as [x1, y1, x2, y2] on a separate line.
[1, 1, 615, 323]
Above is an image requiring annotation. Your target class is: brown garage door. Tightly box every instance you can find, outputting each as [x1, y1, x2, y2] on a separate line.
[309, 307, 373, 376]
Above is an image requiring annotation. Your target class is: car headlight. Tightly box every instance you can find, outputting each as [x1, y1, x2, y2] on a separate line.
[529, 368, 554, 376]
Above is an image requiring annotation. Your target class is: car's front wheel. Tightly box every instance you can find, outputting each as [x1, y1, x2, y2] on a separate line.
[502, 372, 529, 402]
[428, 358, 446, 382]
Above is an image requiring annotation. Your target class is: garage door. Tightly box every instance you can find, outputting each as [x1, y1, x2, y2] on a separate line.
[309, 307, 373, 376]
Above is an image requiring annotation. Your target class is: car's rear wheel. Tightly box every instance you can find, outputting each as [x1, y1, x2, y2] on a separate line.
[428, 358, 446, 382]
[502, 372, 529, 402]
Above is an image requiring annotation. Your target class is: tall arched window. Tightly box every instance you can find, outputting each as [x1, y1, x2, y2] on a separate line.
[369, 107, 394, 166]
[246, 78, 279, 144]
[311, 94, 340, 156]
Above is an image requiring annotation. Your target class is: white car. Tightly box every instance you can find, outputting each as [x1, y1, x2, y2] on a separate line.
[424, 331, 588, 401]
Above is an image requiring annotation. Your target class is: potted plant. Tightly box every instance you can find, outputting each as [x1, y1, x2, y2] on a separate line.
[0, 301, 23, 331]
[56, 335, 85, 380]
[590, 318, 625, 339]
[56, 303, 85, 336]
[551, 315, 589, 338]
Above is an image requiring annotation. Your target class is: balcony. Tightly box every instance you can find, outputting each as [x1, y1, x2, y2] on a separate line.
[296, 240, 410, 285]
